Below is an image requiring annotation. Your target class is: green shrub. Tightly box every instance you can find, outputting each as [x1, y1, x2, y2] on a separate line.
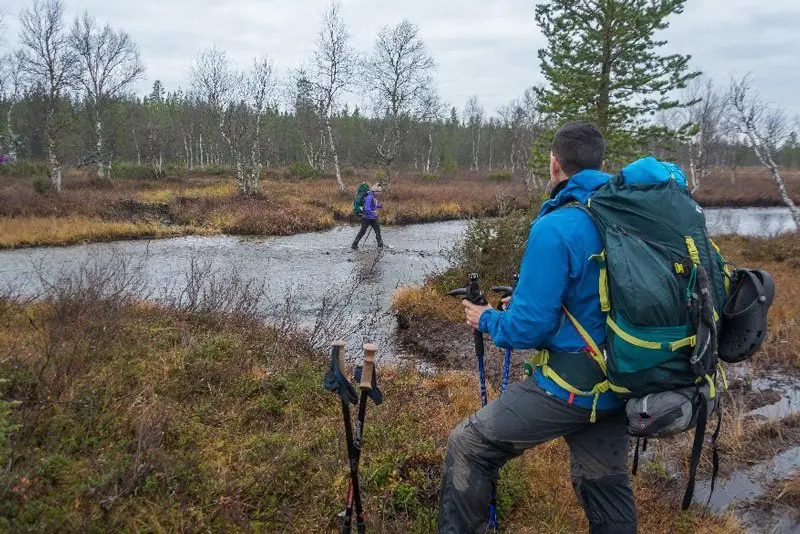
[342, 167, 356, 178]
[442, 153, 456, 176]
[0, 160, 49, 177]
[111, 162, 156, 180]
[421, 173, 440, 181]
[436, 211, 531, 292]
[374, 169, 386, 183]
[287, 162, 321, 180]
[201, 164, 234, 176]
[32, 175, 53, 194]
[487, 170, 514, 181]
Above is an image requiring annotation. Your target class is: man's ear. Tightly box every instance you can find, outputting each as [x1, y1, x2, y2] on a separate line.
[550, 152, 561, 175]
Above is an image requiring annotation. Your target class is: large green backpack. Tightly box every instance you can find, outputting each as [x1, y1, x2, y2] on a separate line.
[353, 183, 370, 216]
[579, 157, 729, 396]
[579, 156, 732, 509]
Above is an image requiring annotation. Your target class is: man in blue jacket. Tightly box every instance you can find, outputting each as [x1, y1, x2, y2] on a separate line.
[351, 183, 384, 249]
[438, 122, 637, 533]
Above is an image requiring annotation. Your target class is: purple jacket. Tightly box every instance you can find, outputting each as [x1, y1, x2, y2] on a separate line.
[363, 191, 383, 220]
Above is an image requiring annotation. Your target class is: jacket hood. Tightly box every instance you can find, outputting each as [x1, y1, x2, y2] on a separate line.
[537, 169, 611, 219]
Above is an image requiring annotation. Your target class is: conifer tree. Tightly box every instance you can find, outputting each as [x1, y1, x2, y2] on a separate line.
[534, 0, 699, 167]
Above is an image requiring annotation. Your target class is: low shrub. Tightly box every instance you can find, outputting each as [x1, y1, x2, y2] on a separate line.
[0, 160, 49, 178]
[287, 162, 322, 180]
[201, 164, 234, 176]
[436, 211, 531, 292]
[421, 173, 440, 181]
[343, 167, 356, 178]
[32, 176, 52, 194]
[487, 170, 513, 181]
[110, 162, 156, 180]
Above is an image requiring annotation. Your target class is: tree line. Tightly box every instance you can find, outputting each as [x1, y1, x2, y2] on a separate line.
[0, 0, 798, 224]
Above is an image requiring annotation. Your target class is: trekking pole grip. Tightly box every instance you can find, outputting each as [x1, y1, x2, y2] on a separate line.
[333, 340, 346, 374]
[361, 344, 376, 390]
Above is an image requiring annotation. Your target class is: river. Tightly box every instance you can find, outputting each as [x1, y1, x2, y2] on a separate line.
[0, 207, 795, 357]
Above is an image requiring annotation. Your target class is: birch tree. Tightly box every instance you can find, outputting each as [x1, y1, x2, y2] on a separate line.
[419, 89, 444, 174]
[312, 1, 355, 191]
[729, 75, 800, 227]
[192, 48, 276, 195]
[292, 69, 327, 171]
[18, 0, 78, 192]
[363, 20, 435, 187]
[464, 96, 483, 171]
[70, 12, 144, 180]
[682, 78, 728, 193]
[0, 53, 23, 162]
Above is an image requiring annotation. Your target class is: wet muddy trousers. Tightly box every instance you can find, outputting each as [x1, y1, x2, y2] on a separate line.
[438, 378, 637, 534]
[352, 217, 383, 248]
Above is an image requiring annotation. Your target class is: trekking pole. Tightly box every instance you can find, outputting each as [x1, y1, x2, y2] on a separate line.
[448, 273, 489, 406]
[491, 274, 519, 394]
[323, 341, 361, 534]
[449, 274, 502, 531]
[344, 343, 384, 534]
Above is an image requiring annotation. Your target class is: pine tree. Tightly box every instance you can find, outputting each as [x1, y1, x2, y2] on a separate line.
[535, 0, 699, 166]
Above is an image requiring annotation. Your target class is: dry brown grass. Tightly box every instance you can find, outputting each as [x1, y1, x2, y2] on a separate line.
[0, 167, 529, 248]
[715, 234, 800, 373]
[393, 286, 464, 325]
[695, 167, 800, 207]
[0, 216, 200, 248]
[775, 470, 800, 511]
[0, 292, 742, 533]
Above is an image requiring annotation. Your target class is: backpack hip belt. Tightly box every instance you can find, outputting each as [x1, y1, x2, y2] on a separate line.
[538, 350, 607, 394]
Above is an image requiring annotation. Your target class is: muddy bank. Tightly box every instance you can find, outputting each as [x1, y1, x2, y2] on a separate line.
[394, 312, 532, 383]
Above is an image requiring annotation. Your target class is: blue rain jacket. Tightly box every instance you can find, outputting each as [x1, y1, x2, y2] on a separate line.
[478, 169, 624, 411]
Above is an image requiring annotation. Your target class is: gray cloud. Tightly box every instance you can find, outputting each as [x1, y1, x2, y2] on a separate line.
[2, 0, 798, 116]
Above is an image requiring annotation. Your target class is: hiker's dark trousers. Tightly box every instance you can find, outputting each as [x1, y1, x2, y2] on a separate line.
[352, 217, 383, 248]
[439, 378, 637, 534]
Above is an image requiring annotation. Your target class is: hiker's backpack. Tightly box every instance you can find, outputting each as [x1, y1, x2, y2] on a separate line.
[353, 183, 370, 216]
[576, 157, 732, 510]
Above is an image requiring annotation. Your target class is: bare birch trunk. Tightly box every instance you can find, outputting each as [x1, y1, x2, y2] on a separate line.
[199, 133, 204, 170]
[325, 117, 344, 191]
[133, 127, 141, 166]
[746, 134, 800, 227]
[188, 134, 194, 170]
[6, 103, 18, 163]
[425, 130, 433, 174]
[46, 107, 61, 192]
[95, 115, 106, 180]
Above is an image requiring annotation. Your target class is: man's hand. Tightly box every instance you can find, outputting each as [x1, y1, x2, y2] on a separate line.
[462, 299, 493, 330]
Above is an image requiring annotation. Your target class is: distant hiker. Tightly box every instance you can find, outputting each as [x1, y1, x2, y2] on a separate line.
[352, 182, 370, 217]
[351, 183, 384, 250]
[439, 122, 637, 533]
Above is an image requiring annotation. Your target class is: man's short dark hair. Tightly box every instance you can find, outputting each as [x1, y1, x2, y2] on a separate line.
[552, 121, 606, 177]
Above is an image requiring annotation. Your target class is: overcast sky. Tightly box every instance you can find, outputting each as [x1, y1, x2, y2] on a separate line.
[2, 0, 799, 116]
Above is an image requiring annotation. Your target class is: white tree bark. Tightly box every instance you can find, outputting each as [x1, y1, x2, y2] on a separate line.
[95, 117, 105, 179]
[730, 75, 800, 228]
[70, 12, 144, 181]
[326, 117, 344, 190]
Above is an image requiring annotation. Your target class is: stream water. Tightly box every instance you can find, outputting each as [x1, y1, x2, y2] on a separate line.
[0, 207, 795, 357]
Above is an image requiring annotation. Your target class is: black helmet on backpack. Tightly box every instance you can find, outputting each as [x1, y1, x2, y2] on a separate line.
[718, 268, 775, 363]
